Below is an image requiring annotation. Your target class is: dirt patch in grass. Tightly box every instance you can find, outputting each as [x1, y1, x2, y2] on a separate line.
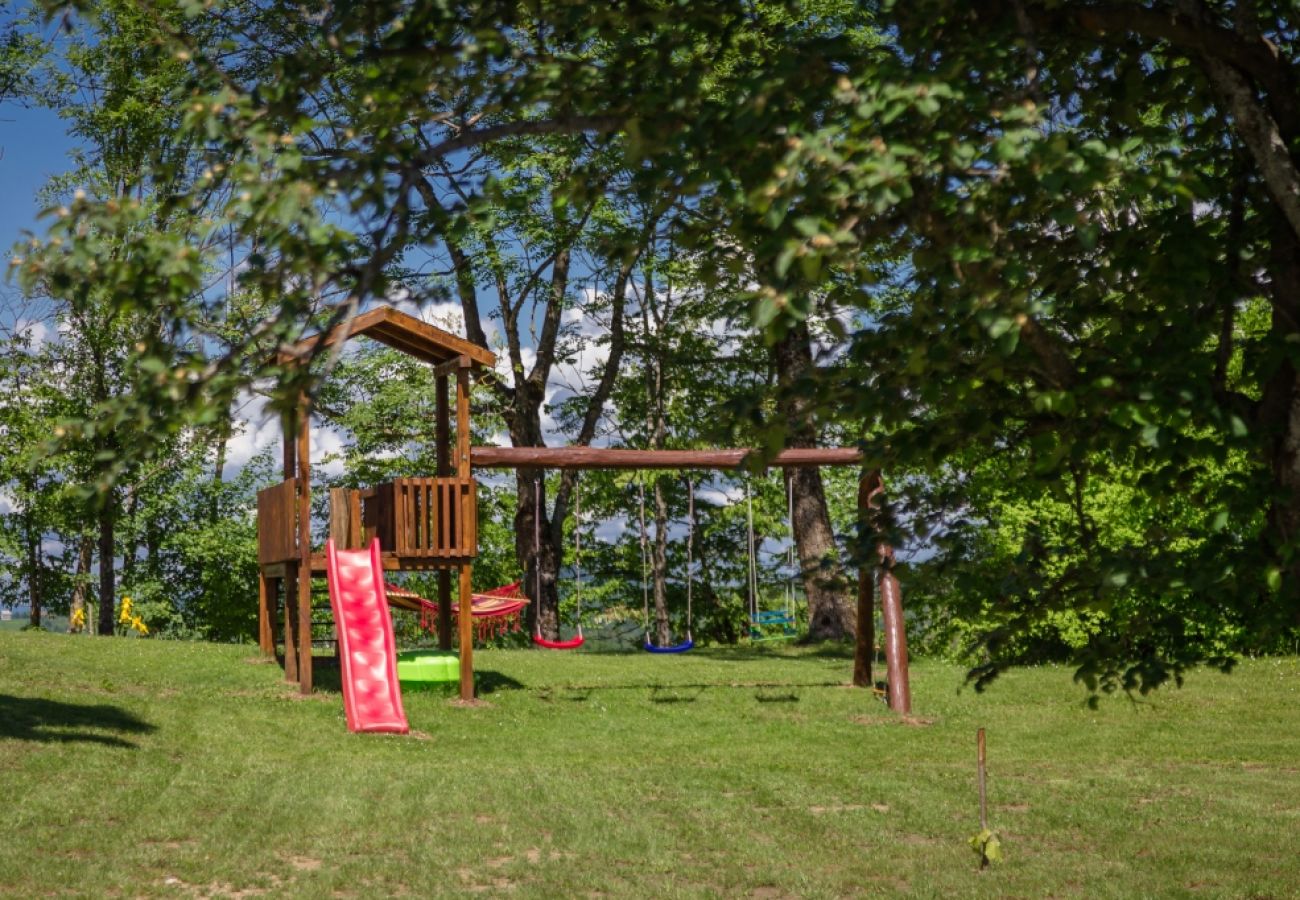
[450, 698, 491, 709]
[279, 691, 333, 703]
[851, 714, 936, 727]
[144, 838, 196, 850]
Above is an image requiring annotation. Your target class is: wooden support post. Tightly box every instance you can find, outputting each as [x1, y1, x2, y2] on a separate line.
[459, 564, 474, 700]
[852, 472, 874, 688]
[281, 408, 298, 683]
[297, 399, 313, 695]
[879, 561, 910, 713]
[436, 373, 452, 650]
[283, 569, 298, 683]
[456, 360, 475, 700]
[258, 573, 275, 656]
[862, 469, 911, 714]
[455, 359, 471, 480]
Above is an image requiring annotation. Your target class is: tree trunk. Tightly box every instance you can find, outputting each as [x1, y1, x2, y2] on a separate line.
[121, 485, 138, 588]
[211, 407, 230, 521]
[771, 321, 856, 640]
[96, 499, 116, 636]
[69, 535, 93, 634]
[24, 511, 41, 629]
[1260, 220, 1300, 625]
[651, 477, 671, 646]
[516, 466, 563, 639]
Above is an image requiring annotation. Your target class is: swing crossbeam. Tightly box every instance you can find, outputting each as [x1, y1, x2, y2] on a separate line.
[472, 446, 863, 470]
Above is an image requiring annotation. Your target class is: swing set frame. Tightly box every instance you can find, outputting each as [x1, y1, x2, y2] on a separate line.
[475, 447, 911, 714]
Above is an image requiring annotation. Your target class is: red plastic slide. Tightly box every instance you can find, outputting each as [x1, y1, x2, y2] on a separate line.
[325, 538, 409, 734]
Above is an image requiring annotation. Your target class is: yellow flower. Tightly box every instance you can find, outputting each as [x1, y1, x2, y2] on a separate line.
[118, 596, 134, 624]
[130, 615, 149, 636]
[70, 608, 86, 630]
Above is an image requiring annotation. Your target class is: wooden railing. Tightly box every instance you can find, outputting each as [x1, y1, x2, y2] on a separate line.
[257, 478, 298, 564]
[366, 477, 477, 559]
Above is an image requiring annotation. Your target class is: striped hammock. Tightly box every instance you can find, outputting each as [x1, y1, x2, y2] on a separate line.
[384, 581, 529, 643]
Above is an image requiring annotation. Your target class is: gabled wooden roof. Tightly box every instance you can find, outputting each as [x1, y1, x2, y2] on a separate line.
[277, 305, 496, 368]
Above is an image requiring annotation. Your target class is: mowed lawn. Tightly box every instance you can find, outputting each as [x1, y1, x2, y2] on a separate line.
[1, 632, 1298, 898]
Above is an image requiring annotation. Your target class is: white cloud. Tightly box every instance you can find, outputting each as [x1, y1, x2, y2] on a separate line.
[14, 319, 50, 348]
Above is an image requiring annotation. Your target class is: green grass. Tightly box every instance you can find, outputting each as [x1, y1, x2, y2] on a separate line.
[2, 632, 1299, 898]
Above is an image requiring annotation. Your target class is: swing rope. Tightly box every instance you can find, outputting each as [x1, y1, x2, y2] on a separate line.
[532, 474, 584, 650]
[786, 474, 796, 618]
[639, 477, 650, 637]
[746, 479, 758, 622]
[747, 474, 799, 641]
[686, 478, 694, 641]
[640, 474, 694, 653]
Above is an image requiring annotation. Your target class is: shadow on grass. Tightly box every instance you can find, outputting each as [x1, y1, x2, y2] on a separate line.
[0, 693, 156, 749]
[650, 685, 705, 704]
[754, 690, 801, 703]
[476, 670, 525, 695]
[574, 644, 856, 663]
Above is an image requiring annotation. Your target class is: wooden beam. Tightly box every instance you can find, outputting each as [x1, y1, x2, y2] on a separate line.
[862, 469, 911, 713]
[282, 410, 296, 480]
[297, 397, 313, 695]
[459, 564, 474, 701]
[277, 305, 496, 368]
[436, 374, 452, 651]
[456, 367, 472, 480]
[880, 563, 910, 713]
[258, 574, 275, 656]
[470, 446, 864, 470]
[283, 569, 298, 683]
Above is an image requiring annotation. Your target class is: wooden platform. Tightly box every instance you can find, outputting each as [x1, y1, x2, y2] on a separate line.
[260, 554, 473, 579]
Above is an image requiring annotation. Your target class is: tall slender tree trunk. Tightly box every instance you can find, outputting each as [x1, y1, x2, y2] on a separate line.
[24, 512, 41, 629]
[1260, 220, 1300, 626]
[121, 485, 138, 588]
[69, 535, 93, 634]
[643, 262, 672, 645]
[96, 498, 116, 636]
[516, 465, 562, 639]
[651, 478, 671, 646]
[211, 407, 231, 521]
[772, 320, 856, 640]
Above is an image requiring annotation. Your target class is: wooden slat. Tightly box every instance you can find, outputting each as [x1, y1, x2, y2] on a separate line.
[258, 574, 274, 656]
[348, 491, 362, 549]
[257, 478, 298, 564]
[329, 488, 351, 549]
[362, 476, 478, 561]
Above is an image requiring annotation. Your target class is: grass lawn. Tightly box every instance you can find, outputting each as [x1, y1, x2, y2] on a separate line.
[1, 632, 1298, 898]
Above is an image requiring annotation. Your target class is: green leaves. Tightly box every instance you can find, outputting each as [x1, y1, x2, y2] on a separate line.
[969, 828, 1003, 866]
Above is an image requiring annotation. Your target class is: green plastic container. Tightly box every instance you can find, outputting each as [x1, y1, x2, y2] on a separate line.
[396, 650, 460, 694]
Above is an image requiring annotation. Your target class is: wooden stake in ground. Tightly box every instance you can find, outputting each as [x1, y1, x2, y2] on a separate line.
[970, 727, 1002, 868]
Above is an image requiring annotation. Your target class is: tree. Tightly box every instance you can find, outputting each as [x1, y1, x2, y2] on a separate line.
[708, 1, 1300, 689]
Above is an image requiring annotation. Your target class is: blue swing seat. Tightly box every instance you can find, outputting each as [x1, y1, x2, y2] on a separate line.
[749, 610, 798, 642]
[644, 635, 694, 654]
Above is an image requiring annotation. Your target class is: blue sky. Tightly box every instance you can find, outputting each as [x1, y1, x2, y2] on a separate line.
[0, 103, 76, 263]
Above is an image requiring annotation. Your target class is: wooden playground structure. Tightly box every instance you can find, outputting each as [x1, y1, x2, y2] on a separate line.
[256, 305, 912, 710]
